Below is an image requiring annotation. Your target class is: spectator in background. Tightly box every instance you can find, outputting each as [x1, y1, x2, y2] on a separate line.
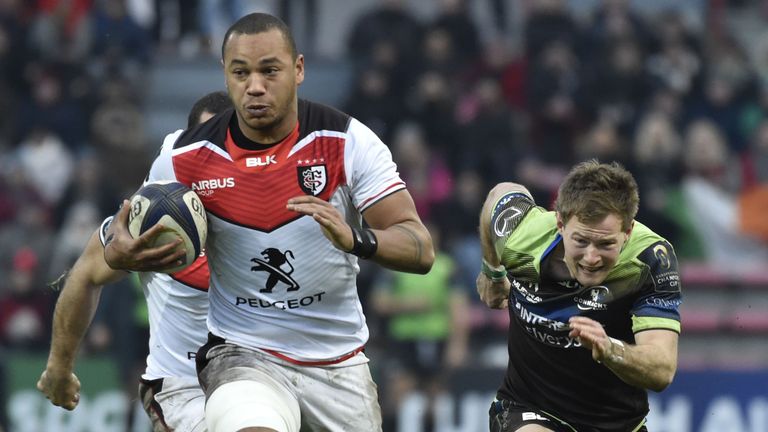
[524, 0, 581, 61]
[745, 117, 768, 185]
[430, 0, 480, 65]
[407, 70, 459, 156]
[585, 0, 653, 61]
[646, 10, 701, 98]
[53, 153, 116, 230]
[199, 0, 245, 56]
[89, 0, 151, 81]
[278, 0, 317, 56]
[681, 119, 768, 266]
[575, 120, 629, 168]
[586, 38, 652, 134]
[685, 70, 750, 155]
[0, 247, 52, 351]
[433, 170, 486, 301]
[16, 67, 87, 148]
[419, 27, 463, 83]
[343, 67, 402, 144]
[0, 0, 32, 141]
[632, 112, 685, 248]
[458, 76, 519, 185]
[89, 75, 150, 198]
[391, 122, 453, 222]
[371, 224, 468, 431]
[47, 200, 100, 281]
[460, 36, 527, 111]
[527, 39, 583, 169]
[15, 128, 74, 207]
[738, 118, 768, 243]
[27, 0, 92, 65]
[152, 0, 200, 54]
[347, 0, 423, 69]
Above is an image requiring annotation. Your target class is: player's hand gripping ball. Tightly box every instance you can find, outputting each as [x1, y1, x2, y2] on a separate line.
[128, 181, 207, 273]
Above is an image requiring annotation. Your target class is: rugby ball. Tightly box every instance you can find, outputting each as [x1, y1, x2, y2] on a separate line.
[128, 181, 207, 273]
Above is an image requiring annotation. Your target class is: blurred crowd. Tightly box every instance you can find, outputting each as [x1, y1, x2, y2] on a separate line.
[2, 0, 768, 429]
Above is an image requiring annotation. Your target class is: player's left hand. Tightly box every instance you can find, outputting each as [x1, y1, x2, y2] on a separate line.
[476, 272, 510, 309]
[568, 316, 613, 363]
[287, 195, 354, 252]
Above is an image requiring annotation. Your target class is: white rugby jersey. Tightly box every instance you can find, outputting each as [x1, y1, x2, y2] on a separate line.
[145, 100, 406, 362]
[100, 217, 210, 379]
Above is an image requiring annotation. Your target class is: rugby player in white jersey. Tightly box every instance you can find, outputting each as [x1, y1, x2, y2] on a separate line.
[37, 91, 231, 432]
[103, 13, 435, 432]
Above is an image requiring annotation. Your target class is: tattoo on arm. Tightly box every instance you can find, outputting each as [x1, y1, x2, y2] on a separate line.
[47, 269, 71, 292]
[393, 224, 422, 261]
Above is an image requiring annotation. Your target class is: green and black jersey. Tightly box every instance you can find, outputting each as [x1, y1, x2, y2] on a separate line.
[490, 192, 682, 431]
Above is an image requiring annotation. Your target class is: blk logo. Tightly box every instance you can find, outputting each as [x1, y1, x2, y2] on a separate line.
[251, 248, 300, 293]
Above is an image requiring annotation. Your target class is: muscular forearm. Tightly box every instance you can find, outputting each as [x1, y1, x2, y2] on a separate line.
[370, 220, 434, 274]
[47, 272, 102, 372]
[600, 338, 677, 392]
[47, 231, 124, 371]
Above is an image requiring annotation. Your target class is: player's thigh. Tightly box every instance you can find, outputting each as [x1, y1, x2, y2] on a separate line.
[198, 342, 300, 432]
[153, 376, 207, 432]
[296, 355, 382, 431]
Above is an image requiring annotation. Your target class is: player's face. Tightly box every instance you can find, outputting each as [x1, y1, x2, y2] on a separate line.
[223, 30, 304, 143]
[557, 213, 632, 287]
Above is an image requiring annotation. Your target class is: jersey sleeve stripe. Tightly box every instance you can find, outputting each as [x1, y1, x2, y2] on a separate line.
[359, 181, 406, 211]
[288, 130, 347, 158]
[632, 316, 681, 334]
[172, 140, 233, 161]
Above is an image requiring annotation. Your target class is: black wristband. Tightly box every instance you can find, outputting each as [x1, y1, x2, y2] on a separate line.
[350, 227, 378, 259]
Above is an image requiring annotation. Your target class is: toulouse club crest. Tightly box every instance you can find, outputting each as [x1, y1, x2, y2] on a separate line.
[298, 164, 327, 196]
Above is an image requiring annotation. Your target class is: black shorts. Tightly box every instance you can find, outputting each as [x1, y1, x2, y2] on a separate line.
[489, 399, 648, 432]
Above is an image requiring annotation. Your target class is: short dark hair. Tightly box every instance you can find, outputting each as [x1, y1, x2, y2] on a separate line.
[555, 159, 639, 231]
[221, 13, 298, 61]
[187, 91, 231, 128]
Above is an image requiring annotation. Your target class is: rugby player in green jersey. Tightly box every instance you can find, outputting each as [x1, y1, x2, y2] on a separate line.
[477, 160, 681, 432]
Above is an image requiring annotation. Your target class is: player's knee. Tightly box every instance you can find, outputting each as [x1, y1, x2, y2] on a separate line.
[205, 380, 300, 432]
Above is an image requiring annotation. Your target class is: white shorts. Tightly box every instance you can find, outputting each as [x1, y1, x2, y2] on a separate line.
[139, 376, 206, 432]
[197, 336, 382, 431]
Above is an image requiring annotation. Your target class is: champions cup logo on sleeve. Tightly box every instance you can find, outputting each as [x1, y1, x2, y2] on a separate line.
[297, 160, 327, 196]
[653, 244, 671, 269]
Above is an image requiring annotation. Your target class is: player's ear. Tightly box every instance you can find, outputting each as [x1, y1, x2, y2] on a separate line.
[556, 212, 565, 233]
[295, 54, 305, 86]
[624, 220, 634, 239]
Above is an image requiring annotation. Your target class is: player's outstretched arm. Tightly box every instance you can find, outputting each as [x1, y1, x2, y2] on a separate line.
[568, 316, 678, 392]
[103, 200, 187, 272]
[37, 230, 126, 410]
[287, 190, 434, 273]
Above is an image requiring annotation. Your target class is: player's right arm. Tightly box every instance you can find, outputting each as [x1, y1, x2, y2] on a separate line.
[477, 182, 534, 309]
[37, 230, 126, 410]
[103, 130, 188, 272]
